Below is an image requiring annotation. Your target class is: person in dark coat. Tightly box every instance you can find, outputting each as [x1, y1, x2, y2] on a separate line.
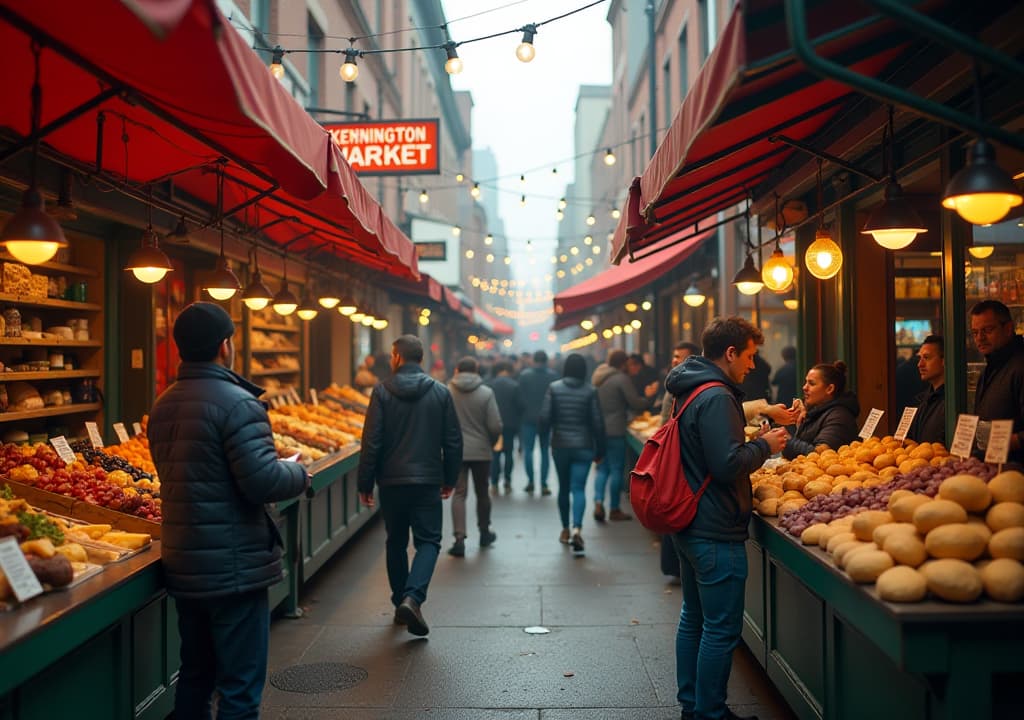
[539, 353, 605, 553]
[664, 316, 788, 720]
[738, 351, 773, 402]
[358, 335, 463, 636]
[487, 361, 522, 493]
[783, 361, 860, 458]
[518, 350, 558, 494]
[626, 352, 660, 398]
[148, 302, 310, 719]
[970, 300, 1024, 462]
[907, 335, 945, 445]
[894, 352, 928, 417]
[771, 345, 798, 407]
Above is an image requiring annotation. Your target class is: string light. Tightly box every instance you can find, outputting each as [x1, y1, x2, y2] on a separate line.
[604, 148, 616, 166]
[443, 42, 463, 74]
[559, 197, 567, 210]
[339, 47, 359, 82]
[516, 24, 537, 62]
[471, 183, 481, 199]
[455, 173, 464, 183]
[586, 214, 596, 226]
[520, 194, 527, 207]
[419, 189, 429, 204]
[269, 46, 285, 79]
[484, 233, 494, 245]
[465, 249, 475, 259]
[641, 300, 652, 311]
[452, 225, 461, 237]
[610, 207, 621, 219]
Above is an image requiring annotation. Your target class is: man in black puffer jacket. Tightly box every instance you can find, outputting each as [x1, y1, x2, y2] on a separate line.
[149, 302, 309, 720]
[358, 335, 463, 636]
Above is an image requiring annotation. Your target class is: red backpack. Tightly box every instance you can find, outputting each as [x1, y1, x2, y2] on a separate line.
[629, 381, 724, 535]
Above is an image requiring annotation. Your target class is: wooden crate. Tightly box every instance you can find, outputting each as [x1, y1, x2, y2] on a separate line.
[4, 479, 161, 538]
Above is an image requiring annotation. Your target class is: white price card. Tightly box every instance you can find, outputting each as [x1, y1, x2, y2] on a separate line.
[49, 435, 77, 465]
[85, 422, 104, 449]
[984, 419, 1014, 465]
[0, 536, 44, 602]
[858, 408, 885, 440]
[112, 423, 130, 444]
[950, 414, 979, 458]
[290, 388, 302, 405]
[132, 422, 143, 437]
[893, 407, 918, 443]
[309, 388, 319, 406]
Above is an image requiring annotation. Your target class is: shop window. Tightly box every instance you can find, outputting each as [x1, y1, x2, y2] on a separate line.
[893, 256, 941, 417]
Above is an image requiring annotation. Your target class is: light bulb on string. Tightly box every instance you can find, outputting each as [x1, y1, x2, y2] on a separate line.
[611, 207, 621, 220]
[805, 228, 843, 279]
[419, 189, 429, 204]
[269, 46, 285, 79]
[516, 24, 537, 62]
[558, 197, 567, 210]
[339, 48, 359, 82]
[452, 225, 461, 237]
[586, 214, 596, 226]
[484, 234, 493, 246]
[471, 183, 481, 199]
[455, 173, 464, 183]
[443, 42, 463, 75]
[520, 195, 527, 208]
[604, 148, 616, 166]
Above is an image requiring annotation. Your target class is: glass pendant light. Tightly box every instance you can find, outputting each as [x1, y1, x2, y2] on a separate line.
[942, 139, 1023, 225]
[683, 276, 706, 307]
[761, 244, 794, 293]
[296, 289, 319, 320]
[733, 253, 764, 295]
[862, 109, 926, 250]
[515, 24, 537, 63]
[804, 162, 843, 280]
[317, 279, 340, 309]
[337, 292, 358, 316]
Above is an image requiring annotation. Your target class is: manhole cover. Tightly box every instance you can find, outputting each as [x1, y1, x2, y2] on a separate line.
[269, 662, 368, 694]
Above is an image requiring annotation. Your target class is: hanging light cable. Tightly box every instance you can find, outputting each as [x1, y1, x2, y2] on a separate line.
[271, 254, 299, 316]
[240, 244, 273, 310]
[761, 196, 794, 293]
[203, 166, 242, 300]
[733, 201, 764, 295]
[124, 186, 173, 284]
[516, 23, 537, 62]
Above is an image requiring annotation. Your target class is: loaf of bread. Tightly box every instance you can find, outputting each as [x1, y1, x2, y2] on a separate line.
[2, 262, 32, 294]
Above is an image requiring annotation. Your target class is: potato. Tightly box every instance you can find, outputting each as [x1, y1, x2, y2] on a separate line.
[800, 523, 829, 546]
[872, 522, 919, 546]
[873, 453, 897, 469]
[989, 527, 1024, 561]
[979, 558, 1024, 603]
[938, 474, 992, 512]
[845, 550, 895, 583]
[819, 525, 853, 550]
[913, 499, 968, 534]
[925, 523, 987, 561]
[899, 458, 929, 475]
[782, 473, 809, 492]
[852, 510, 894, 542]
[753, 484, 783, 502]
[921, 558, 983, 603]
[835, 541, 876, 568]
[850, 470, 878, 484]
[802, 480, 832, 499]
[890, 494, 933, 523]
[967, 517, 993, 545]
[827, 531, 858, 554]
[989, 470, 1024, 504]
[883, 532, 928, 567]
[876, 565, 928, 602]
[986, 502, 1024, 532]
[758, 497, 779, 516]
[887, 491, 916, 508]
[778, 499, 808, 517]
[909, 444, 934, 461]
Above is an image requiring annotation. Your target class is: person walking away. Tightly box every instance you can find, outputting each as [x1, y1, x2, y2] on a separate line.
[907, 335, 945, 445]
[970, 300, 1024, 462]
[358, 335, 462, 636]
[354, 354, 377, 394]
[539, 353, 605, 553]
[664, 316, 789, 720]
[771, 346, 798, 407]
[148, 302, 310, 718]
[448, 356, 502, 557]
[519, 350, 558, 494]
[592, 349, 657, 522]
[488, 361, 522, 494]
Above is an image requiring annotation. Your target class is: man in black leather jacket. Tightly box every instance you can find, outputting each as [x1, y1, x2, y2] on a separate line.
[358, 335, 462, 636]
[149, 302, 309, 719]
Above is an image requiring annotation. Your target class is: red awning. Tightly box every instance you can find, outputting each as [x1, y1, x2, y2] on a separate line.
[0, 0, 418, 277]
[610, 0, 909, 263]
[473, 307, 515, 337]
[554, 228, 712, 330]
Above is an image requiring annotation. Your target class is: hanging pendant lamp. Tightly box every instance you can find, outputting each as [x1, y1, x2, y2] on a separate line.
[862, 108, 926, 250]
[241, 245, 273, 310]
[125, 189, 173, 284]
[805, 161, 843, 280]
[271, 255, 298, 316]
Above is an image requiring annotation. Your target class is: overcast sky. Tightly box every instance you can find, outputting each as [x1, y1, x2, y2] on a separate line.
[441, 0, 613, 268]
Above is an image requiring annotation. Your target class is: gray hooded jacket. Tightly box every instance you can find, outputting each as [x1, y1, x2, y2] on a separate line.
[449, 372, 503, 461]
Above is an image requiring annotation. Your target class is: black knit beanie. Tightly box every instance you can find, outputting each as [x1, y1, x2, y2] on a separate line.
[173, 302, 235, 361]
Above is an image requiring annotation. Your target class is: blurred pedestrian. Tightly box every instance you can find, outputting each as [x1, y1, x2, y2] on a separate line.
[771, 346, 798, 407]
[488, 361, 522, 494]
[519, 350, 558, 494]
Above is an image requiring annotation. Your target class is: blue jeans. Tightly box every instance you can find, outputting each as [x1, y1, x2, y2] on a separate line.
[490, 427, 519, 485]
[520, 421, 550, 488]
[551, 447, 593, 529]
[379, 484, 443, 607]
[174, 588, 270, 720]
[671, 535, 748, 719]
[593, 435, 626, 510]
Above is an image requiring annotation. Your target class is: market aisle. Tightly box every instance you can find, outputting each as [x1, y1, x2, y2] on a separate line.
[260, 457, 796, 719]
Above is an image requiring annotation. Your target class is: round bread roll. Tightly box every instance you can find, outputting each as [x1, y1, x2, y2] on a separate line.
[913, 499, 968, 534]
[876, 565, 928, 603]
[989, 527, 1024, 561]
[872, 522, 919, 547]
[921, 559, 983, 603]
[845, 550, 894, 583]
[800, 523, 829, 546]
[883, 532, 928, 568]
[988, 470, 1024, 504]
[852, 510, 894, 542]
[985, 502, 1024, 532]
[890, 494, 932, 523]
[979, 558, 1024, 603]
[938, 474, 992, 512]
[924, 523, 987, 561]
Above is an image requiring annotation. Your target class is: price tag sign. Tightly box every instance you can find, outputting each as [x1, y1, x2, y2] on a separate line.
[269, 396, 283, 409]
[132, 422, 143, 437]
[49, 435, 77, 465]
[858, 408, 885, 440]
[112, 423, 130, 444]
[309, 388, 319, 406]
[85, 422, 104, 449]
[290, 388, 302, 405]
[893, 407, 918, 443]
[0, 536, 44, 602]
[950, 414, 979, 458]
[984, 419, 1014, 465]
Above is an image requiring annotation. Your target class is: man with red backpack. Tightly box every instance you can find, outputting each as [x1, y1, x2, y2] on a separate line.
[664, 317, 788, 720]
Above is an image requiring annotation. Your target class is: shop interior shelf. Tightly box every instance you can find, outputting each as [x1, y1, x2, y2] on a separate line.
[251, 346, 301, 354]
[251, 323, 300, 333]
[0, 338, 101, 347]
[0, 402, 102, 423]
[251, 368, 300, 377]
[0, 370, 101, 382]
[0, 253, 99, 277]
[0, 293, 101, 311]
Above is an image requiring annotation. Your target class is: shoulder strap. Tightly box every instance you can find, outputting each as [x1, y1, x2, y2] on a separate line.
[671, 381, 726, 421]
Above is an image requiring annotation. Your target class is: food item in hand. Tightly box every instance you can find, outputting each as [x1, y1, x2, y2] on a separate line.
[988, 470, 1024, 504]
[876, 565, 928, 603]
[924, 523, 987, 561]
[921, 558, 983, 603]
[845, 549, 894, 583]
[25, 553, 73, 587]
[912, 499, 968, 534]
[937, 474, 991, 512]
[979, 558, 1024, 603]
[988, 527, 1024, 561]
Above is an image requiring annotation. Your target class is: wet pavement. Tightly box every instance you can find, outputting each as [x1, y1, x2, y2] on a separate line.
[261, 457, 797, 719]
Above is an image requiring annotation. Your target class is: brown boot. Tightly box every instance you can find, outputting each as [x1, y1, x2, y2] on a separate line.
[609, 508, 633, 521]
[559, 528, 570, 544]
[593, 501, 606, 522]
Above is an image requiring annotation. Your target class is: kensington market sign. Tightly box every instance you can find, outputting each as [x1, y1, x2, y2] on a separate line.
[326, 119, 440, 176]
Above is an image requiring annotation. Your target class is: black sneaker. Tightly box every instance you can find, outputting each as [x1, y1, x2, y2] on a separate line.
[524, 484, 535, 493]
[541, 486, 552, 496]
[503, 482, 512, 495]
[395, 596, 429, 636]
[448, 540, 465, 557]
[570, 530, 584, 553]
[480, 530, 497, 547]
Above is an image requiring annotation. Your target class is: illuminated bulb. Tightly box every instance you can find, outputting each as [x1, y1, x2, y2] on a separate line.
[421, 308, 431, 317]
[624, 302, 638, 312]
[623, 324, 633, 334]
[592, 245, 601, 255]
[683, 282, 706, 307]
[271, 280, 298, 316]
[318, 295, 340, 309]
[760, 247, 794, 293]
[556, 210, 564, 221]
[484, 234, 493, 245]
[339, 48, 359, 82]
[504, 256, 511, 265]
[804, 228, 843, 279]
[784, 298, 799, 310]
[516, 24, 537, 62]
[612, 325, 623, 335]
[467, 334, 479, 344]
[550, 256, 558, 264]
[556, 270, 565, 278]
[419, 189, 429, 204]
[580, 319, 594, 330]
[452, 225, 461, 237]
[361, 314, 375, 326]
[297, 307, 318, 321]
[611, 208, 621, 219]
[418, 315, 430, 326]
[604, 148, 616, 166]
[570, 246, 579, 255]
[630, 319, 642, 329]
[269, 46, 285, 79]
[125, 228, 173, 284]
[584, 235, 593, 245]
[942, 139, 1023, 225]
[465, 249, 475, 259]
[602, 329, 613, 339]
[444, 43, 463, 74]
[641, 300, 652, 311]
[486, 253, 494, 263]
[558, 197, 567, 210]
[456, 173, 464, 183]
[586, 214, 596, 226]
[471, 183, 481, 199]
[372, 318, 388, 330]
[338, 298, 358, 316]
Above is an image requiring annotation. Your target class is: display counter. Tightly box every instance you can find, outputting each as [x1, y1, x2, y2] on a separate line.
[0, 445, 375, 720]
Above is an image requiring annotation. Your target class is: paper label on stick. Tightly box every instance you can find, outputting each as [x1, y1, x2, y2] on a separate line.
[309, 388, 319, 406]
[950, 414, 979, 458]
[85, 422, 104, 449]
[893, 407, 918, 443]
[112, 423, 130, 444]
[50, 435, 77, 465]
[0, 536, 44, 602]
[984, 419, 1014, 465]
[132, 422, 143, 437]
[858, 408, 884, 440]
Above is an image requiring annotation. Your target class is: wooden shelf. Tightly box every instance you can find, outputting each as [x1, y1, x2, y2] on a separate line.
[252, 324, 300, 333]
[0, 370, 100, 382]
[251, 368, 300, 377]
[0, 402, 102, 423]
[0, 292, 101, 311]
[0, 338, 101, 347]
[0, 252, 99, 277]
[251, 346, 301, 354]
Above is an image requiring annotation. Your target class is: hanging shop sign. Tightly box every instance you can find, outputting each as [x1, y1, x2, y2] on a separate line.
[415, 241, 448, 261]
[326, 119, 441, 175]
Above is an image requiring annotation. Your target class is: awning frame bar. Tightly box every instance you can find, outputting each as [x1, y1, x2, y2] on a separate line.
[0, 87, 122, 165]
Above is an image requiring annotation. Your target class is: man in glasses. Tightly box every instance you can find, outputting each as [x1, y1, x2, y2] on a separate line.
[970, 300, 1024, 463]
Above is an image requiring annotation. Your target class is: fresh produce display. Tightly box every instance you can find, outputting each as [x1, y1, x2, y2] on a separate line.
[0, 493, 82, 601]
[322, 383, 370, 410]
[70, 441, 160, 495]
[102, 415, 158, 476]
[269, 389, 368, 464]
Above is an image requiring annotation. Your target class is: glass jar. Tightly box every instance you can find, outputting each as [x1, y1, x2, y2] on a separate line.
[3, 307, 21, 338]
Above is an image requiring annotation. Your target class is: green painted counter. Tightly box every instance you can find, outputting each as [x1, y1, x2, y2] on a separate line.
[0, 447, 375, 720]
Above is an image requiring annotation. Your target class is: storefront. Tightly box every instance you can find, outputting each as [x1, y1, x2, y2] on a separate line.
[615, 0, 1024, 718]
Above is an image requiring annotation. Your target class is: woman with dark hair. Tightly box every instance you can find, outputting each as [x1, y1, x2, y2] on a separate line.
[538, 353, 605, 553]
[783, 361, 860, 459]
